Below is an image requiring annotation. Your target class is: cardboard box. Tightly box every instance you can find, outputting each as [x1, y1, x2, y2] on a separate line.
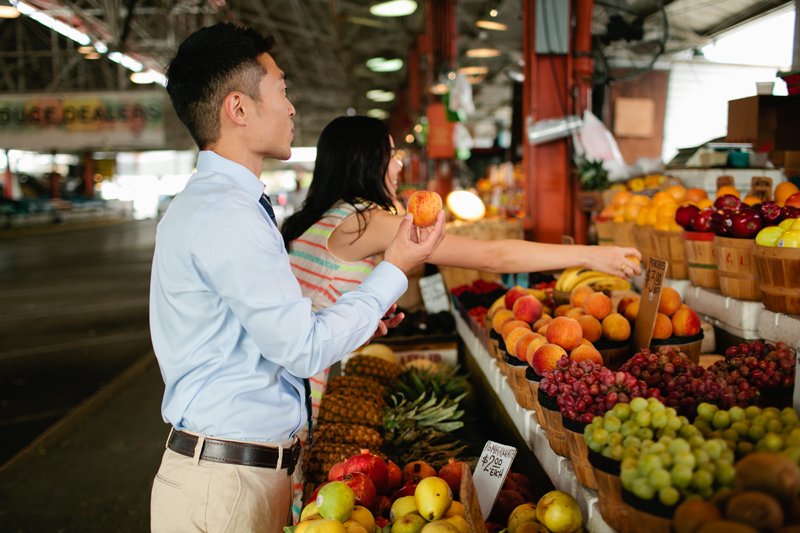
[726, 95, 800, 151]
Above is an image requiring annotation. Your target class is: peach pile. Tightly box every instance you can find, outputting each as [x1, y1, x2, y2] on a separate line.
[610, 286, 702, 340]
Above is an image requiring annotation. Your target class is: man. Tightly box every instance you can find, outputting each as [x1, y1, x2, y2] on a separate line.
[150, 23, 445, 532]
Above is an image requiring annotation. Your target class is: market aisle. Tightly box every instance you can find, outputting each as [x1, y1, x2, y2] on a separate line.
[0, 358, 169, 532]
[0, 219, 157, 465]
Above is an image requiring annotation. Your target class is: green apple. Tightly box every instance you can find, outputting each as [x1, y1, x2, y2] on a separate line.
[778, 230, 800, 248]
[756, 226, 786, 247]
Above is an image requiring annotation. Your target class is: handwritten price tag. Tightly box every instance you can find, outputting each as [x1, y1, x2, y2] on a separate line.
[473, 441, 517, 519]
[631, 256, 667, 355]
[419, 273, 450, 314]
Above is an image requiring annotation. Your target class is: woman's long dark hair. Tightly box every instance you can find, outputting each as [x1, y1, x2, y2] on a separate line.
[281, 116, 397, 250]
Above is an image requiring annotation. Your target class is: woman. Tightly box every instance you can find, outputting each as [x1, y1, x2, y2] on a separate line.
[282, 115, 641, 311]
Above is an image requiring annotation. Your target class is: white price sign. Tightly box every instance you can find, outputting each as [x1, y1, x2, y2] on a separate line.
[473, 440, 517, 519]
[418, 273, 450, 314]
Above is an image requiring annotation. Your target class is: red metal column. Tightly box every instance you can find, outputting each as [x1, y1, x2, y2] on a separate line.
[83, 151, 94, 198]
[571, 0, 595, 244]
[522, 0, 573, 244]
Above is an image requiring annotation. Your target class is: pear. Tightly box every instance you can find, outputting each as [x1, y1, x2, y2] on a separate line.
[391, 513, 427, 533]
[444, 501, 465, 519]
[296, 516, 322, 533]
[390, 495, 418, 522]
[350, 506, 376, 533]
[317, 481, 355, 522]
[516, 523, 548, 533]
[419, 521, 459, 533]
[508, 503, 538, 533]
[536, 491, 582, 533]
[301, 501, 321, 522]
[306, 518, 348, 533]
[414, 477, 453, 521]
[444, 515, 469, 533]
[343, 520, 369, 533]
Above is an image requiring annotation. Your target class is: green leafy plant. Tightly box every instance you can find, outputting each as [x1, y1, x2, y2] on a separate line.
[574, 158, 609, 191]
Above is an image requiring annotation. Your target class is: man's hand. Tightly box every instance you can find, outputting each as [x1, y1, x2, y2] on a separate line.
[369, 303, 403, 342]
[384, 211, 446, 273]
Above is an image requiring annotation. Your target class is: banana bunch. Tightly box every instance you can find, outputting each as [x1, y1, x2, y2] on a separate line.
[555, 267, 631, 293]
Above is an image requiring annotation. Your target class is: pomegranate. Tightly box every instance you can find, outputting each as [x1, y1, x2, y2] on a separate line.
[392, 481, 417, 501]
[344, 449, 388, 494]
[401, 461, 436, 485]
[375, 517, 390, 529]
[328, 461, 346, 482]
[372, 494, 392, 519]
[502, 477, 518, 492]
[485, 523, 504, 533]
[437, 458, 465, 498]
[335, 472, 377, 510]
[511, 473, 532, 490]
[488, 490, 526, 524]
[386, 461, 403, 494]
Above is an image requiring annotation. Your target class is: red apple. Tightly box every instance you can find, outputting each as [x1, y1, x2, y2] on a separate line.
[709, 209, 731, 236]
[781, 205, 799, 221]
[758, 201, 782, 226]
[786, 192, 800, 208]
[406, 191, 443, 227]
[335, 472, 377, 510]
[726, 209, 762, 239]
[675, 204, 700, 230]
[692, 209, 714, 232]
[714, 194, 742, 210]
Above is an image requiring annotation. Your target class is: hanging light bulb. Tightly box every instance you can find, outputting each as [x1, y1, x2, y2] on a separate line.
[370, 0, 417, 17]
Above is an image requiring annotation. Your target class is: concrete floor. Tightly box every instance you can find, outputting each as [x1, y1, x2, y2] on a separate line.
[0, 219, 165, 532]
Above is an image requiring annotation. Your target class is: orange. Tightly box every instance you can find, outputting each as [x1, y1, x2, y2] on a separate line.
[623, 203, 641, 221]
[635, 207, 650, 226]
[696, 198, 714, 210]
[715, 185, 740, 199]
[629, 195, 651, 207]
[599, 205, 616, 218]
[685, 188, 708, 202]
[628, 178, 645, 192]
[651, 191, 675, 208]
[667, 185, 687, 202]
[654, 216, 672, 231]
[742, 195, 761, 206]
[657, 201, 678, 220]
[612, 190, 632, 207]
[775, 181, 800, 207]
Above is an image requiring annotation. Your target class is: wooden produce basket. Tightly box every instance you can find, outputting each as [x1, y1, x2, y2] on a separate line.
[485, 318, 502, 362]
[714, 236, 761, 300]
[595, 217, 615, 246]
[589, 452, 630, 533]
[621, 490, 676, 533]
[653, 229, 688, 279]
[683, 231, 720, 289]
[562, 416, 598, 490]
[753, 244, 800, 314]
[612, 220, 637, 248]
[504, 354, 530, 407]
[649, 332, 704, 365]
[525, 368, 542, 423]
[537, 389, 568, 457]
[633, 225, 657, 268]
[596, 340, 632, 371]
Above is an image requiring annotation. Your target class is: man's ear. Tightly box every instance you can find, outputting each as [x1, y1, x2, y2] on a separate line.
[221, 92, 247, 126]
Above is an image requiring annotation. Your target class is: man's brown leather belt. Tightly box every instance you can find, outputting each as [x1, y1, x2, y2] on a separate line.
[168, 429, 301, 474]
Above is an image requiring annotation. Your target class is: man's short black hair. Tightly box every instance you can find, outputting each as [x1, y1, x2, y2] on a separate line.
[166, 23, 275, 149]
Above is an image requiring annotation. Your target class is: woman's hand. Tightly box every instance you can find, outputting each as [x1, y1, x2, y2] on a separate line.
[584, 246, 642, 278]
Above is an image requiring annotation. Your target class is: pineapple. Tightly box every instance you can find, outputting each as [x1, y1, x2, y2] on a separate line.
[303, 443, 360, 483]
[318, 393, 383, 428]
[314, 423, 384, 449]
[344, 355, 401, 387]
[326, 375, 387, 398]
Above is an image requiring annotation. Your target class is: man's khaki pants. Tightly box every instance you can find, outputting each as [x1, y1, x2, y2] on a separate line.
[151, 442, 294, 533]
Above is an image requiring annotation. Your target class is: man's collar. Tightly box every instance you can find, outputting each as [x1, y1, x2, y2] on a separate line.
[195, 151, 265, 200]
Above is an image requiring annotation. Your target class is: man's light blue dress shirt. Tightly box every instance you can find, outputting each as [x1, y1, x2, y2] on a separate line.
[149, 151, 408, 442]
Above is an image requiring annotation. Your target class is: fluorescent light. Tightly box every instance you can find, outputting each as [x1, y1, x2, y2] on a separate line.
[466, 48, 501, 58]
[370, 0, 417, 17]
[0, 5, 20, 18]
[367, 109, 388, 119]
[458, 66, 489, 75]
[108, 51, 143, 72]
[366, 89, 395, 102]
[287, 147, 317, 163]
[78, 45, 95, 54]
[94, 41, 108, 53]
[366, 57, 404, 72]
[17, 2, 91, 45]
[130, 69, 167, 86]
[476, 20, 507, 31]
[84, 52, 101, 60]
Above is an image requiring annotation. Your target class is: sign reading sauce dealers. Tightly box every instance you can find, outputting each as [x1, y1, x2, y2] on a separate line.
[0, 91, 164, 150]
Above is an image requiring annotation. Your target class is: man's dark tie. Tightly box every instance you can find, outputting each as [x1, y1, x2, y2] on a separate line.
[257, 191, 313, 446]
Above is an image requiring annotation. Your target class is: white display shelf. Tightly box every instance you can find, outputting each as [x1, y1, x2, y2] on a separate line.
[684, 285, 763, 339]
[665, 168, 786, 195]
[454, 313, 618, 533]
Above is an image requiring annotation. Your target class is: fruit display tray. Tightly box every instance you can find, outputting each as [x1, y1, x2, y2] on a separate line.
[758, 309, 800, 349]
[454, 312, 619, 533]
[684, 285, 763, 339]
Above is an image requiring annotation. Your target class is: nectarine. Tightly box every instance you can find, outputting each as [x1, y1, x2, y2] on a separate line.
[504, 286, 529, 312]
[565, 308, 586, 319]
[545, 316, 583, 351]
[492, 309, 514, 334]
[623, 300, 640, 322]
[576, 315, 602, 343]
[671, 307, 701, 337]
[407, 191, 442, 227]
[554, 304, 571, 318]
[601, 313, 631, 342]
[515, 332, 542, 362]
[652, 312, 673, 339]
[569, 286, 595, 308]
[531, 343, 567, 376]
[506, 327, 533, 358]
[570, 344, 603, 365]
[617, 296, 639, 316]
[658, 286, 682, 316]
[532, 316, 552, 330]
[524, 336, 549, 365]
[582, 292, 612, 320]
[502, 320, 531, 341]
[512, 295, 543, 324]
